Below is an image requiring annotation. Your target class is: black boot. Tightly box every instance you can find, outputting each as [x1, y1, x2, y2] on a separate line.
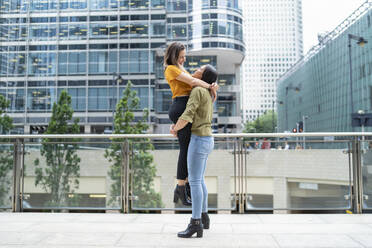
[177, 218, 203, 238]
[185, 182, 192, 203]
[201, 212, 210, 229]
[173, 185, 191, 206]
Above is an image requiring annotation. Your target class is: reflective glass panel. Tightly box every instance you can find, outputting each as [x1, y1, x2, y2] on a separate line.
[151, 0, 164, 8]
[362, 141, 372, 209]
[90, 0, 109, 9]
[167, 0, 186, 12]
[27, 87, 56, 111]
[8, 53, 26, 75]
[7, 89, 25, 112]
[23, 141, 121, 209]
[28, 53, 56, 76]
[131, 139, 236, 211]
[0, 143, 14, 210]
[89, 51, 108, 74]
[88, 88, 108, 110]
[130, 23, 148, 37]
[151, 22, 165, 36]
[243, 140, 352, 210]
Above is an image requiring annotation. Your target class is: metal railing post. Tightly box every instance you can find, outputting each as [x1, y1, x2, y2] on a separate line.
[357, 137, 364, 213]
[239, 138, 244, 214]
[12, 138, 23, 212]
[351, 137, 363, 213]
[244, 139, 248, 213]
[237, 138, 241, 213]
[121, 139, 130, 213]
[233, 139, 237, 211]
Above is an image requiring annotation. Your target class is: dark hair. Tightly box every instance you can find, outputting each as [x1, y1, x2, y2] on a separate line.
[164, 42, 186, 67]
[201, 65, 218, 84]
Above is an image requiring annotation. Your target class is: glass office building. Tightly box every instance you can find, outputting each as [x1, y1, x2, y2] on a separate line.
[0, 0, 244, 134]
[241, 0, 303, 123]
[277, 2, 372, 133]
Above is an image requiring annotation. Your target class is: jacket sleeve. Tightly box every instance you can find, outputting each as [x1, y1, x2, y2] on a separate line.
[179, 88, 202, 123]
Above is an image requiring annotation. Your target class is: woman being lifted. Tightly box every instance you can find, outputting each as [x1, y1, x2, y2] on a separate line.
[164, 42, 218, 206]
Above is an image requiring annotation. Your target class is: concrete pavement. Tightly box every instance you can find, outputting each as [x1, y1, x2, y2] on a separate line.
[0, 213, 372, 247]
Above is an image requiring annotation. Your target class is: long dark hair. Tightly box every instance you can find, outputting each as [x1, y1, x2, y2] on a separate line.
[164, 42, 185, 67]
[201, 65, 218, 84]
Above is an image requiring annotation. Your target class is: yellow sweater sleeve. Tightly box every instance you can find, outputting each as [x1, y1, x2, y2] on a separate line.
[164, 65, 182, 81]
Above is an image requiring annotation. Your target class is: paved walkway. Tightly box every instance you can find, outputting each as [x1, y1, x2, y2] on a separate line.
[0, 213, 372, 247]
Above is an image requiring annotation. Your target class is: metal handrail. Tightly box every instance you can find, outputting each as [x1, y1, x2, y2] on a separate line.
[1, 132, 372, 139]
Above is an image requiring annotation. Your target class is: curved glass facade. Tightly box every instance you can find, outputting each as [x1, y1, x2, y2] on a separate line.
[0, 0, 166, 12]
[187, 13, 243, 42]
[0, 0, 244, 134]
[187, 0, 241, 13]
[277, 4, 372, 133]
[187, 1, 244, 51]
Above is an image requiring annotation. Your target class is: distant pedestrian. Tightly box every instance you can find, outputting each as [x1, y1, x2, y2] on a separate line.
[284, 142, 290, 150]
[261, 138, 271, 149]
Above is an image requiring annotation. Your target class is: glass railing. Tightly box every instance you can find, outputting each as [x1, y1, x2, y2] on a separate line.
[0, 142, 14, 210]
[22, 140, 121, 210]
[360, 140, 372, 209]
[0, 133, 370, 213]
[130, 139, 237, 211]
[242, 139, 352, 211]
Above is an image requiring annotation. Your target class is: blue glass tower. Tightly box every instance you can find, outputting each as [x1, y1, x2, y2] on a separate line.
[0, 0, 244, 134]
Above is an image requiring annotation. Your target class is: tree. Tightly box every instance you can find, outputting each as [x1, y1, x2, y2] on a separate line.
[34, 91, 81, 207]
[243, 111, 277, 148]
[105, 81, 162, 209]
[244, 110, 277, 133]
[0, 95, 13, 206]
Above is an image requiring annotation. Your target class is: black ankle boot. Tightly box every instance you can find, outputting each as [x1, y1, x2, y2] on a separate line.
[185, 182, 192, 202]
[177, 218, 203, 238]
[201, 212, 210, 229]
[173, 185, 192, 206]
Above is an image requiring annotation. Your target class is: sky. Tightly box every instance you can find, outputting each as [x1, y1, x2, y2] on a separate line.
[302, 0, 366, 54]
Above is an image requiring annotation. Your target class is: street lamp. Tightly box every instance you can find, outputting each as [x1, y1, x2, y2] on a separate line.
[348, 34, 368, 131]
[277, 100, 284, 132]
[358, 110, 366, 148]
[284, 86, 300, 131]
[302, 115, 309, 149]
[271, 100, 280, 132]
[112, 73, 123, 131]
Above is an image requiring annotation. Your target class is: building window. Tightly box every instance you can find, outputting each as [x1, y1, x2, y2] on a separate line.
[167, 0, 186, 12]
[28, 53, 56, 76]
[27, 88, 56, 112]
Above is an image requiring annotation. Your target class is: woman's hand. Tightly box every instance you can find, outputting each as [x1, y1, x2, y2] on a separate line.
[170, 124, 177, 137]
[211, 82, 219, 91]
[210, 83, 219, 102]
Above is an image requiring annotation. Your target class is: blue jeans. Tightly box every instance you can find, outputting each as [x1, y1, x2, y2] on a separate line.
[187, 134, 214, 219]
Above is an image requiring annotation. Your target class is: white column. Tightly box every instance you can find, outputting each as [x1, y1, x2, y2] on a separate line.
[84, 125, 91, 134]
[217, 175, 232, 214]
[273, 177, 290, 214]
[161, 175, 175, 214]
[24, 125, 30, 134]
